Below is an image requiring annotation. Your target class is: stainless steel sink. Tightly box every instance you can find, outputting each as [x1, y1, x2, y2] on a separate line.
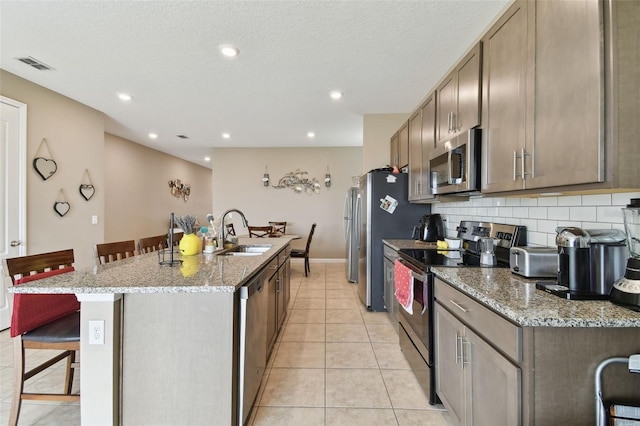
[219, 245, 272, 256]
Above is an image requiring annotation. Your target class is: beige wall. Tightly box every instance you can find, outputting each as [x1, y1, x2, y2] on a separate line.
[362, 113, 410, 173]
[212, 147, 362, 259]
[104, 134, 212, 244]
[1, 70, 105, 268]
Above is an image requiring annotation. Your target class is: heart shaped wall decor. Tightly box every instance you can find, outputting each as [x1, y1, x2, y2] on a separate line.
[53, 202, 70, 217]
[79, 184, 95, 201]
[33, 157, 58, 180]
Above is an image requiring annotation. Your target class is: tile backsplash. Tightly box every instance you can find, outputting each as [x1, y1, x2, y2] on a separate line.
[432, 191, 640, 247]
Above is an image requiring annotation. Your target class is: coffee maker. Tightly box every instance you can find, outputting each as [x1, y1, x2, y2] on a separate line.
[610, 199, 640, 311]
[537, 227, 627, 300]
[414, 214, 444, 242]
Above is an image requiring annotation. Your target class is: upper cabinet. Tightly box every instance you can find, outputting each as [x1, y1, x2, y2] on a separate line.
[408, 94, 437, 202]
[390, 122, 409, 170]
[436, 43, 482, 145]
[482, 0, 640, 194]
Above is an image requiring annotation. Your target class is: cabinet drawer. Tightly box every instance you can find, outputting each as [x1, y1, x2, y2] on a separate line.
[434, 278, 521, 362]
[383, 244, 398, 260]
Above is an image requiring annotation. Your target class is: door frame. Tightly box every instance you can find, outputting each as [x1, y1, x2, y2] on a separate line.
[1, 96, 28, 330]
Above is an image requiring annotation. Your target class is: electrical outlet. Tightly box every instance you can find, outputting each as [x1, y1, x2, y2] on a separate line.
[91, 215, 98, 225]
[89, 320, 105, 345]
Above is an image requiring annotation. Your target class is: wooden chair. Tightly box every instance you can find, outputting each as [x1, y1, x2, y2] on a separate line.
[3, 249, 80, 426]
[291, 223, 316, 276]
[248, 226, 273, 238]
[226, 223, 236, 237]
[138, 234, 167, 254]
[94, 239, 136, 264]
[269, 221, 287, 235]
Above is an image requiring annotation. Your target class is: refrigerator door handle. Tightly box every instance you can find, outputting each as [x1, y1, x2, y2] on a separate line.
[343, 192, 350, 239]
[355, 195, 361, 247]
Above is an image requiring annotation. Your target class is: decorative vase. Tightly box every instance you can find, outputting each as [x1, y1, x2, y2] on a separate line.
[179, 233, 201, 256]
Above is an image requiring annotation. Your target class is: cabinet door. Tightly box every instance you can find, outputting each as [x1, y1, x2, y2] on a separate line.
[436, 73, 456, 144]
[266, 271, 278, 353]
[481, 0, 533, 193]
[420, 95, 436, 200]
[390, 132, 399, 167]
[455, 43, 482, 134]
[276, 267, 286, 330]
[408, 110, 422, 200]
[435, 304, 465, 426]
[466, 328, 521, 426]
[398, 122, 409, 169]
[529, 0, 603, 189]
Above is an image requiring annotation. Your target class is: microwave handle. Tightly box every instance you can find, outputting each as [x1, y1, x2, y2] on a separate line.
[447, 150, 454, 185]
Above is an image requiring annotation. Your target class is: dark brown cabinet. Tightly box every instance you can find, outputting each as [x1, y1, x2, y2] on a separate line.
[408, 94, 436, 202]
[390, 122, 409, 170]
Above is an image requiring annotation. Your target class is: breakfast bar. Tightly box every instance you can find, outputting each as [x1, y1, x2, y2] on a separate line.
[9, 237, 292, 426]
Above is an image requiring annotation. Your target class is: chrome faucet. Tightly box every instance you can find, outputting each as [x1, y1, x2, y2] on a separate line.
[220, 209, 249, 246]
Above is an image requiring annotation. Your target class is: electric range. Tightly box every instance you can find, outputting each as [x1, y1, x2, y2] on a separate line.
[394, 221, 526, 405]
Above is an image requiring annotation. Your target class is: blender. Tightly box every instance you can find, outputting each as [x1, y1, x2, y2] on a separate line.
[610, 199, 640, 310]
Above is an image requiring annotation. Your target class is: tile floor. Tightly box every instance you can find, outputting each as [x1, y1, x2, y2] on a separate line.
[0, 261, 451, 425]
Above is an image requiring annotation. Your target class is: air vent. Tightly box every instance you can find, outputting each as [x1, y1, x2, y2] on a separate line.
[176, 135, 189, 139]
[16, 56, 55, 71]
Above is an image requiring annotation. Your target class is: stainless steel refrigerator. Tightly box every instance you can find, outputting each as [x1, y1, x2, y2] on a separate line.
[357, 171, 429, 311]
[344, 187, 359, 282]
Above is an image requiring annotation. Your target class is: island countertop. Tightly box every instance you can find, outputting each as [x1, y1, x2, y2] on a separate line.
[432, 267, 640, 328]
[8, 237, 291, 294]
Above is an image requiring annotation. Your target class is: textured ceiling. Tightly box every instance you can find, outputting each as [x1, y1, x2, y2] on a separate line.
[0, 0, 510, 168]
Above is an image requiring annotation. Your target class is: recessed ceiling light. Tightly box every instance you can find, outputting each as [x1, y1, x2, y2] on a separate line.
[307, 132, 315, 138]
[222, 133, 231, 139]
[204, 157, 211, 162]
[219, 44, 239, 58]
[329, 90, 343, 100]
[117, 93, 132, 102]
[148, 133, 158, 139]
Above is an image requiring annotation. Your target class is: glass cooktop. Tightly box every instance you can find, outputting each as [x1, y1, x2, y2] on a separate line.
[398, 248, 510, 271]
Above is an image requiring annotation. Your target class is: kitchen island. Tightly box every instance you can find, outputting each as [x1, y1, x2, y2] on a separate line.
[432, 267, 640, 425]
[9, 237, 292, 426]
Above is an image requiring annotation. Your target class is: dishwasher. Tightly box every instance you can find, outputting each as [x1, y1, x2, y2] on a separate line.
[238, 272, 268, 425]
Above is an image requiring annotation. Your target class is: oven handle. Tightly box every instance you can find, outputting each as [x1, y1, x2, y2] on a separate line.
[398, 259, 428, 282]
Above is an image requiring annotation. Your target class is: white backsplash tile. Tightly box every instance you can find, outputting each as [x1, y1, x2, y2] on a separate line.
[432, 191, 640, 248]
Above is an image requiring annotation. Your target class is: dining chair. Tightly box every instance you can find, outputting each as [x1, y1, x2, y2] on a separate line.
[94, 239, 136, 264]
[138, 234, 166, 254]
[269, 221, 287, 235]
[3, 249, 80, 426]
[226, 223, 236, 237]
[248, 226, 274, 238]
[291, 223, 316, 276]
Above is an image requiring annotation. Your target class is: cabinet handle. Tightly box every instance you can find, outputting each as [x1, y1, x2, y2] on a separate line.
[452, 112, 457, 132]
[449, 299, 469, 313]
[521, 148, 530, 180]
[455, 332, 461, 365]
[462, 339, 471, 367]
[513, 150, 517, 181]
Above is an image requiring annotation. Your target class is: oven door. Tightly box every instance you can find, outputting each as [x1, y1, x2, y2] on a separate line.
[397, 259, 432, 363]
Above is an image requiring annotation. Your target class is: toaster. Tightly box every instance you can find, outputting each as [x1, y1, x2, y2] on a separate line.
[510, 246, 558, 278]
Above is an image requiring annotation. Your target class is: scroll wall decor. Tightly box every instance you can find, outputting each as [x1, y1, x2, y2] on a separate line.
[169, 179, 190, 201]
[273, 169, 321, 195]
[33, 138, 58, 181]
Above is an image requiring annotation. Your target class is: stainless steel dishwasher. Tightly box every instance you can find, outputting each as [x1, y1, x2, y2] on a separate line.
[238, 272, 268, 425]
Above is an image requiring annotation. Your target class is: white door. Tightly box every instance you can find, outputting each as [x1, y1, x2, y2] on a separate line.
[0, 97, 27, 330]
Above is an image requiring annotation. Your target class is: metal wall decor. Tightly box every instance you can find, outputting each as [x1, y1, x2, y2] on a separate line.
[262, 166, 270, 187]
[169, 179, 190, 201]
[53, 189, 70, 217]
[324, 165, 332, 188]
[33, 138, 57, 180]
[79, 169, 95, 201]
[273, 169, 321, 194]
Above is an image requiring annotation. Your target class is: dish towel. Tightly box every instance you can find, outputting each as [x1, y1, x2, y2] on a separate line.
[394, 260, 414, 314]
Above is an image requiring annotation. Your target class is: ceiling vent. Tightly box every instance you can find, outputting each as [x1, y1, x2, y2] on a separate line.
[16, 56, 55, 71]
[176, 135, 189, 139]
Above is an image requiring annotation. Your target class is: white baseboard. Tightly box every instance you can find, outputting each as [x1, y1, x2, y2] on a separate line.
[290, 258, 346, 264]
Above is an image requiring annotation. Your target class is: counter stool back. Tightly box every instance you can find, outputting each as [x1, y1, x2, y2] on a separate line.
[3, 249, 80, 426]
[226, 223, 236, 236]
[95, 239, 136, 264]
[138, 235, 166, 254]
[291, 223, 316, 276]
[269, 221, 287, 234]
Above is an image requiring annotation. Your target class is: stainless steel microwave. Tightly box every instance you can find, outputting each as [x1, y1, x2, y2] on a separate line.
[428, 128, 480, 195]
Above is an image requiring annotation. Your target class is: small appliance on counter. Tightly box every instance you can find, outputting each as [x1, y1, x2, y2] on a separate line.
[610, 199, 640, 311]
[536, 227, 627, 300]
[510, 246, 558, 278]
[413, 214, 445, 242]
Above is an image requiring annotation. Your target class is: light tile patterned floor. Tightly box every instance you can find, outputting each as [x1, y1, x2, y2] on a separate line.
[0, 261, 451, 425]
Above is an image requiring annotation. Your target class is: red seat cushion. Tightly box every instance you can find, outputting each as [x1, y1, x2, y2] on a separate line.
[10, 267, 79, 338]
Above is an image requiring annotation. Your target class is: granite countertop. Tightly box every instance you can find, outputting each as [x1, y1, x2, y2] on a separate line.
[432, 267, 640, 328]
[8, 237, 291, 295]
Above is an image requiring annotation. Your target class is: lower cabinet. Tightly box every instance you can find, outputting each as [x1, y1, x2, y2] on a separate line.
[267, 249, 291, 355]
[435, 298, 521, 426]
